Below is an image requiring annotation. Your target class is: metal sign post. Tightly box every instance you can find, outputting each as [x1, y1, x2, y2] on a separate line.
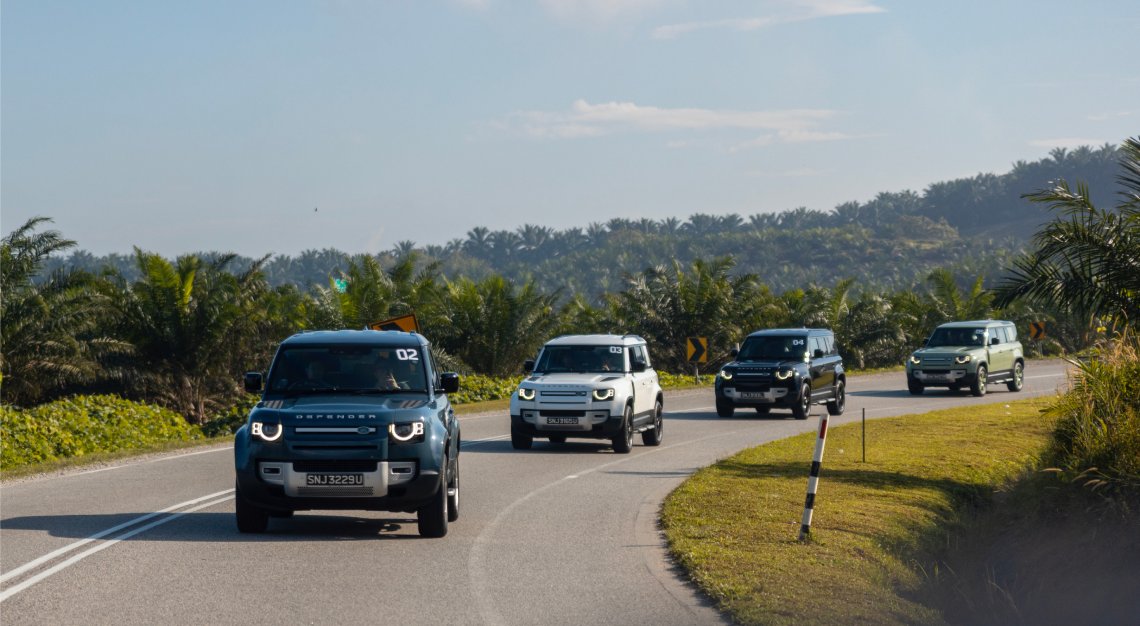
[799, 411, 830, 542]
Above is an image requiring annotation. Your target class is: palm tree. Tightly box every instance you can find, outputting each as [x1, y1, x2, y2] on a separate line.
[110, 249, 271, 423]
[995, 136, 1140, 327]
[433, 276, 561, 375]
[1, 217, 126, 406]
[925, 268, 993, 322]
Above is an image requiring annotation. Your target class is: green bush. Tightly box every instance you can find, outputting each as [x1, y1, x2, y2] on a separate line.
[1044, 334, 1140, 496]
[201, 394, 260, 438]
[1, 395, 203, 471]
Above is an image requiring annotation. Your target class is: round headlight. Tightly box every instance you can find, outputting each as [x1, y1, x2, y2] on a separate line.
[389, 421, 425, 442]
[592, 388, 615, 401]
[518, 387, 536, 401]
[719, 369, 734, 381]
[954, 354, 973, 364]
[251, 421, 282, 442]
[909, 355, 921, 365]
[774, 368, 794, 380]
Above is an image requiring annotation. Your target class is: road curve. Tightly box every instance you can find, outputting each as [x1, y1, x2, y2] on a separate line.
[0, 361, 1071, 625]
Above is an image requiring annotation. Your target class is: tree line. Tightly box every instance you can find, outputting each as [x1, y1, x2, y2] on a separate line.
[4, 139, 1136, 427]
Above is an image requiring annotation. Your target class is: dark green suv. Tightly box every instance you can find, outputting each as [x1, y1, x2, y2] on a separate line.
[714, 328, 846, 419]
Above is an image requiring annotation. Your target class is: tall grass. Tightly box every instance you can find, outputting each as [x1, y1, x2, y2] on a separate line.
[1043, 333, 1140, 497]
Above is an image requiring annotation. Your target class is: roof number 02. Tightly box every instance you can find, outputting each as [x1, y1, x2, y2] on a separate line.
[396, 349, 419, 361]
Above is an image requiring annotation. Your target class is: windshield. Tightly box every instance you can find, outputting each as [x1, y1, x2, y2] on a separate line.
[266, 345, 428, 394]
[737, 335, 808, 361]
[535, 345, 625, 373]
[926, 327, 986, 348]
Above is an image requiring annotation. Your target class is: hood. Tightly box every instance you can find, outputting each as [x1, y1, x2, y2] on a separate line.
[913, 346, 977, 356]
[524, 372, 625, 385]
[726, 359, 799, 370]
[253, 394, 432, 426]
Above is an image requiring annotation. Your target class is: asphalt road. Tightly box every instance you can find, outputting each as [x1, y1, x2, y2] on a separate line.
[0, 361, 1071, 625]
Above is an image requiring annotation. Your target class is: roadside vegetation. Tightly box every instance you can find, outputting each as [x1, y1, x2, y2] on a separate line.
[663, 136, 1140, 624]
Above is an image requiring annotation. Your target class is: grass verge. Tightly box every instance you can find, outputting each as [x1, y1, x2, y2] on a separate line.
[661, 397, 1056, 625]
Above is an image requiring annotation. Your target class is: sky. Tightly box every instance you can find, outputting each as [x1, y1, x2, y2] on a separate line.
[3, 0, 1138, 258]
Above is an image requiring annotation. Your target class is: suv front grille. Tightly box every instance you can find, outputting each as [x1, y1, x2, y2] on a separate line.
[539, 410, 587, 417]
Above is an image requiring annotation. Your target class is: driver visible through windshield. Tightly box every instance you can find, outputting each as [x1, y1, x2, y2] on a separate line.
[267, 346, 428, 393]
[535, 345, 625, 373]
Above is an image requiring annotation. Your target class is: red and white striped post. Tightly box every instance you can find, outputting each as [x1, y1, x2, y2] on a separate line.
[798, 412, 830, 542]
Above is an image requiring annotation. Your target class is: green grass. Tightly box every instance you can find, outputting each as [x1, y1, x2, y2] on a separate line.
[661, 398, 1057, 625]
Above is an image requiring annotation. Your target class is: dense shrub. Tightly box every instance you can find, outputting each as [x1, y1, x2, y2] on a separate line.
[201, 394, 260, 438]
[1, 394, 203, 471]
[1044, 334, 1140, 496]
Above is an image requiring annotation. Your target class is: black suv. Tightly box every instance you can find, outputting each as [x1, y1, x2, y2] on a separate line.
[714, 328, 846, 419]
[234, 330, 461, 537]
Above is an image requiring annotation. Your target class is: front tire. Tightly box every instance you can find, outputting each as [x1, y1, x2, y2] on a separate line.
[235, 484, 269, 534]
[1007, 361, 1024, 392]
[971, 365, 988, 397]
[792, 383, 811, 420]
[715, 397, 735, 418]
[612, 405, 634, 454]
[827, 379, 846, 416]
[418, 473, 449, 538]
[511, 424, 533, 450]
[547, 435, 566, 444]
[641, 399, 663, 446]
[907, 380, 924, 395]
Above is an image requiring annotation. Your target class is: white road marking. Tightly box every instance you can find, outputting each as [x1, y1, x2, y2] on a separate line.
[0, 489, 234, 601]
[67, 446, 233, 477]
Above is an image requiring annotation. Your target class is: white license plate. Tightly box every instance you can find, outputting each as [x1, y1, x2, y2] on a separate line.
[546, 417, 579, 425]
[738, 392, 770, 400]
[923, 373, 951, 382]
[306, 473, 364, 486]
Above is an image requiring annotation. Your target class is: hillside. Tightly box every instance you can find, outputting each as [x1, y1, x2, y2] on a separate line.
[43, 144, 1122, 297]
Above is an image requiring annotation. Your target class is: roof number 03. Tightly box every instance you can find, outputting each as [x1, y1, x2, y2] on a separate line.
[396, 349, 419, 361]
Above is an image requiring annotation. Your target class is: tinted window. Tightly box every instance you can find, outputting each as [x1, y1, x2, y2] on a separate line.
[1005, 325, 1017, 342]
[536, 345, 626, 373]
[738, 335, 809, 360]
[809, 336, 825, 356]
[927, 327, 986, 347]
[267, 345, 428, 393]
[632, 344, 650, 368]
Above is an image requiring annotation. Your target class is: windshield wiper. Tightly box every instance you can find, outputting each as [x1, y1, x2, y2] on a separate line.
[348, 388, 406, 395]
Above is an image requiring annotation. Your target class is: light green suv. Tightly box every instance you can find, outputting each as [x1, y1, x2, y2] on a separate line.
[906, 320, 1024, 397]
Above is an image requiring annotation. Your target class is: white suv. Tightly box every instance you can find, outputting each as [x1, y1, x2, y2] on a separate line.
[509, 334, 664, 453]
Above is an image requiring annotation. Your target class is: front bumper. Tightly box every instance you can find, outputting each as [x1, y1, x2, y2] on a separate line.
[234, 429, 445, 513]
[908, 368, 974, 386]
[716, 382, 800, 408]
[511, 411, 625, 439]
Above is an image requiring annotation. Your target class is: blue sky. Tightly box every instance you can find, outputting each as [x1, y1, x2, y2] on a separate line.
[3, 0, 1138, 257]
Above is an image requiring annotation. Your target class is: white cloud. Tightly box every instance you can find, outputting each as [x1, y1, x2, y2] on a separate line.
[541, 0, 670, 23]
[1028, 138, 1109, 150]
[453, 0, 491, 9]
[502, 99, 858, 147]
[1086, 111, 1133, 122]
[749, 167, 825, 178]
[653, 0, 885, 39]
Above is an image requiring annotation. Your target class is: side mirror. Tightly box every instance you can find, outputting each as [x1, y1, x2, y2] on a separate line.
[523, 359, 535, 373]
[813, 349, 824, 359]
[631, 359, 647, 373]
[243, 372, 263, 393]
[730, 348, 739, 357]
[990, 337, 1000, 345]
[439, 372, 460, 394]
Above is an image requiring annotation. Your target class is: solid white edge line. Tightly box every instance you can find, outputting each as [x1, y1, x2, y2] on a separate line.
[0, 494, 235, 603]
[68, 446, 234, 477]
[0, 489, 234, 585]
